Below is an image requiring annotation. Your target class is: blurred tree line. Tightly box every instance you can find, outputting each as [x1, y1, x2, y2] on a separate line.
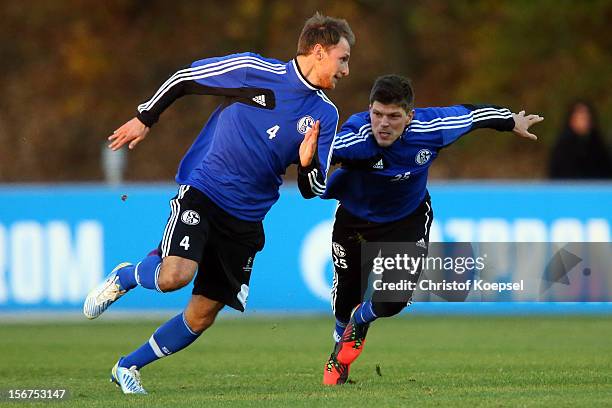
[1, 0, 610, 182]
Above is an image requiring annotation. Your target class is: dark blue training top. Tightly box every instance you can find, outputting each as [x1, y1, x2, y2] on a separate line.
[325, 105, 514, 222]
[136, 52, 339, 221]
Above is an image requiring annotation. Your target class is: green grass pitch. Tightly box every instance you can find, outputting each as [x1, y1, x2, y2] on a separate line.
[1, 315, 610, 407]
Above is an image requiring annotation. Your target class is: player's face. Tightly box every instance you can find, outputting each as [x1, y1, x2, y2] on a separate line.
[369, 101, 414, 147]
[316, 37, 351, 89]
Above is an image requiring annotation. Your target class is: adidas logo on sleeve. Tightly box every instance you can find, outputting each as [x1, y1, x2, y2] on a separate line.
[252, 95, 266, 106]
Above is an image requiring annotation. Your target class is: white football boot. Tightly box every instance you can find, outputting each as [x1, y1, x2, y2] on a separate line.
[83, 262, 132, 319]
[111, 360, 147, 394]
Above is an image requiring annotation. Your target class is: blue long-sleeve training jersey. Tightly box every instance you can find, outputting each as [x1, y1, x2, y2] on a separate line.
[136, 52, 339, 221]
[325, 105, 515, 222]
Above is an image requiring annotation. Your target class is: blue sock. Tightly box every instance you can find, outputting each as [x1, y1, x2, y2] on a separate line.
[116, 265, 137, 291]
[135, 254, 162, 291]
[117, 254, 162, 291]
[333, 319, 348, 342]
[120, 313, 201, 369]
[354, 300, 377, 325]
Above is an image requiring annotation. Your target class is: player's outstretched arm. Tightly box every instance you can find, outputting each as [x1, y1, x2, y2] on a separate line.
[430, 105, 542, 148]
[114, 54, 256, 152]
[108, 117, 150, 151]
[512, 110, 544, 140]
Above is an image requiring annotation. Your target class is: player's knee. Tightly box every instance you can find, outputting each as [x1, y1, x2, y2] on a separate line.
[158, 260, 197, 292]
[372, 301, 409, 318]
[186, 309, 219, 332]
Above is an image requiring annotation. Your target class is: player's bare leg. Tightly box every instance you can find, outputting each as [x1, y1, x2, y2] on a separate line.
[157, 256, 198, 292]
[183, 294, 225, 332]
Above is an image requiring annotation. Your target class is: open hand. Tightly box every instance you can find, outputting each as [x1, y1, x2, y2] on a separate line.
[299, 120, 320, 167]
[512, 110, 544, 140]
[108, 117, 150, 151]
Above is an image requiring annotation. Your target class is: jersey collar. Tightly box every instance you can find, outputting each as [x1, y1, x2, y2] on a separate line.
[289, 59, 321, 92]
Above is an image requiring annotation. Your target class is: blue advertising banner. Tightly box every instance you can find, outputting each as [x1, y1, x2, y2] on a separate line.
[0, 183, 610, 313]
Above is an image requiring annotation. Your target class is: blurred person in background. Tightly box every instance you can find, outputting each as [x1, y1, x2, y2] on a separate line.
[549, 100, 612, 179]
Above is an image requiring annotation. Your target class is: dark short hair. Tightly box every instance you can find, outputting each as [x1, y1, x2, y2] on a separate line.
[297, 12, 355, 55]
[369, 75, 415, 111]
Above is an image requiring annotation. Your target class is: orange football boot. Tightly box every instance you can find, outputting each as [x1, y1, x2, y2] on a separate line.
[336, 304, 370, 365]
[323, 343, 349, 385]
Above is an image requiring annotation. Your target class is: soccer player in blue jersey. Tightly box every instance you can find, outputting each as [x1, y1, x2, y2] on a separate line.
[82, 13, 354, 394]
[321, 75, 543, 385]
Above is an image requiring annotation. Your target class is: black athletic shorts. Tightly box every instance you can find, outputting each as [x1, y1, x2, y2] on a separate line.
[330, 193, 433, 319]
[158, 185, 265, 311]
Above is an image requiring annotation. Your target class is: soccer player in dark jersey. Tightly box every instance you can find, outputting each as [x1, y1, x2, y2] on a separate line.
[321, 75, 543, 385]
[82, 13, 354, 394]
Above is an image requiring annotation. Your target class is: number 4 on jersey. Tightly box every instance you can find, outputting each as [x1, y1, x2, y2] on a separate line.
[267, 125, 280, 139]
[180, 235, 190, 250]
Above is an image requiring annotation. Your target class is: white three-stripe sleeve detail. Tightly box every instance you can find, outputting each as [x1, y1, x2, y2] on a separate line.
[138, 57, 286, 112]
[139, 56, 285, 111]
[334, 123, 372, 143]
[334, 136, 370, 149]
[308, 171, 325, 195]
[309, 170, 326, 191]
[410, 107, 511, 127]
[409, 112, 512, 133]
[334, 128, 372, 147]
